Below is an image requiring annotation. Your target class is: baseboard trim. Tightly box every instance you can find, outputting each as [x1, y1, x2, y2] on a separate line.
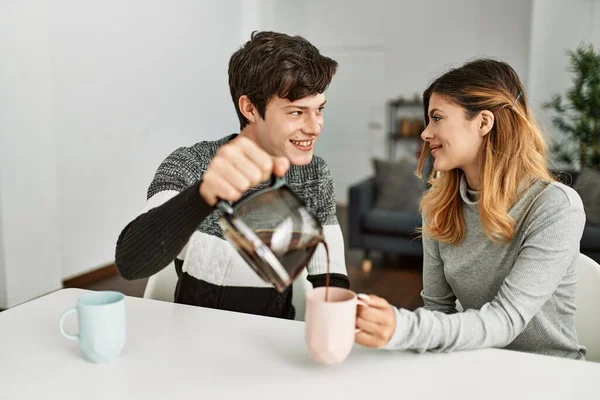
[63, 263, 118, 288]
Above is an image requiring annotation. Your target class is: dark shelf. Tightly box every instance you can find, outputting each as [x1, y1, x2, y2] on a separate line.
[387, 96, 425, 160]
[389, 133, 422, 140]
[389, 98, 423, 107]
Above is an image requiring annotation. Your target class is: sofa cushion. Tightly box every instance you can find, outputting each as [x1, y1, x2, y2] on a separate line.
[574, 167, 600, 224]
[581, 222, 600, 251]
[372, 158, 425, 212]
[363, 209, 421, 236]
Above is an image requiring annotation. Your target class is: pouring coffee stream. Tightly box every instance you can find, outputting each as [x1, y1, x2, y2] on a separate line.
[216, 175, 331, 302]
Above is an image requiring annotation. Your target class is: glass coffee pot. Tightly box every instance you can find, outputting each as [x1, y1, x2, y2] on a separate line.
[216, 176, 324, 293]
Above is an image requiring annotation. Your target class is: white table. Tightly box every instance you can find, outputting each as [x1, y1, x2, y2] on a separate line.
[0, 289, 598, 399]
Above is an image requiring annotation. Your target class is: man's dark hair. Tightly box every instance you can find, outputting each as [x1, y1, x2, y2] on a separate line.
[228, 31, 338, 130]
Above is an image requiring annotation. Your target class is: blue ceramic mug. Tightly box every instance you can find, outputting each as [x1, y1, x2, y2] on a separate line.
[59, 291, 126, 363]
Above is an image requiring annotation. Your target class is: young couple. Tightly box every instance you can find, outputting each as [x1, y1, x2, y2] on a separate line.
[115, 31, 586, 360]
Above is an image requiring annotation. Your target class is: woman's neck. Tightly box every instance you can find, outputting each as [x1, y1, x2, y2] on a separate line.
[462, 165, 481, 191]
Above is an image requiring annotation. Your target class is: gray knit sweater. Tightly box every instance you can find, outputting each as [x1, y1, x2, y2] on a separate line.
[115, 134, 349, 318]
[383, 175, 587, 359]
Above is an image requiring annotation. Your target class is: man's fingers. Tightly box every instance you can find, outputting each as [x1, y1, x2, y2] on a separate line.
[200, 137, 292, 206]
[201, 172, 242, 205]
[237, 137, 274, 178]
[272, 156, 290, 177]
[214, 178, 242, 203]
[228, 154, 265, 186]
[211, 159, 251, 193]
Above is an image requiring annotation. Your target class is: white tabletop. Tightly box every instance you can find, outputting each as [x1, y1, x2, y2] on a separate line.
[0, 289, 598, 399]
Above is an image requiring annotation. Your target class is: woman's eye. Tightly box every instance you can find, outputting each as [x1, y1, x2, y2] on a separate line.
[432, 116, 441, 122]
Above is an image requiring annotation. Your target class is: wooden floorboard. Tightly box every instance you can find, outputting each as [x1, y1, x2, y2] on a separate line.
[63, 264, 119, 288]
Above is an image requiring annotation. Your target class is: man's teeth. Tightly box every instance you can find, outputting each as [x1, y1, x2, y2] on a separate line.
[291, 140, 312, 147]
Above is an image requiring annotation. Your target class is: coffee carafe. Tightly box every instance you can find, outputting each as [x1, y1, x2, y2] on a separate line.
[216, 176, 324, 293]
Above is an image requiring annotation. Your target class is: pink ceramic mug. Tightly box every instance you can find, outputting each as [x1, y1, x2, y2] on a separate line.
[305, 287, 368, 364]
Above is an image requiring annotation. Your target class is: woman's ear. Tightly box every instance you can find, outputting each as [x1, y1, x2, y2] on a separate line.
[238, 95, 257, 124]
[479, 110, 494, 136]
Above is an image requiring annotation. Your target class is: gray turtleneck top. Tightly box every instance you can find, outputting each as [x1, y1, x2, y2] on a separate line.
[383, 175, 587, 359]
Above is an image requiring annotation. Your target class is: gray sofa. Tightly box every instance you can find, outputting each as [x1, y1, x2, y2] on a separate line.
[555, 171, 600, 264]
[348, 173, 600, 264]
[348, 177, 423, 261]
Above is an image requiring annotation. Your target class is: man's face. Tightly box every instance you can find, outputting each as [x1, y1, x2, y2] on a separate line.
[253, 93, 326, 166]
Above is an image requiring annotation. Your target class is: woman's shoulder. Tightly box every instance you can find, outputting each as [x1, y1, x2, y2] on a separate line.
[518, 180, 585, 228]
[536, 180, 584, 211]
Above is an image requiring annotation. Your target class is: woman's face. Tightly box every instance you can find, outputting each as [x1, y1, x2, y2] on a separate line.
[421, 93, 487, 174]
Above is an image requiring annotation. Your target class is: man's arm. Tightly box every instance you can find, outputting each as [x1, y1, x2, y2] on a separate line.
[115, 137, 290, 280]
[115, 145, 211, 280]
[115, 182, 213, 280]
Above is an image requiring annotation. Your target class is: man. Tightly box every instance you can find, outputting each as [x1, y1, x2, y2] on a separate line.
[115, 31, 349, 319]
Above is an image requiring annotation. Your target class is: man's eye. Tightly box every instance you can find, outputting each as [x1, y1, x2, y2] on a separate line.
[290, 111, 302, 116]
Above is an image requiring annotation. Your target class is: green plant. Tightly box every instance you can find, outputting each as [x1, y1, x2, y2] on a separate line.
[543, 43, 600, 170]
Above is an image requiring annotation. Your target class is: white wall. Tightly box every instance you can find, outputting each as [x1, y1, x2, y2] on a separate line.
[263, 0, 532, 97]
[260, 0, 533, 203]
[0, 187, 6, 307]
[0, 0, 244, 306]
[50, 0, 242, 279]
[0, 0, 62, 307]
[528, 0, 600, 144]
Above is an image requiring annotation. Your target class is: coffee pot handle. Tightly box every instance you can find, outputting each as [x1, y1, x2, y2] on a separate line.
[270, 174, 287, 188]
[215, 200, 234, 215]
[215, 174, 287, 215]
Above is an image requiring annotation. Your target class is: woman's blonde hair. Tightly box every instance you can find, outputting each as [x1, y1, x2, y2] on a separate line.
[417, 59, 554, 243]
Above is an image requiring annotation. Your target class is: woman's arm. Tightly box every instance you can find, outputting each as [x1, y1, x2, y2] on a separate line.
[382, 194, 585, 353]
[421, 217, 457, 313]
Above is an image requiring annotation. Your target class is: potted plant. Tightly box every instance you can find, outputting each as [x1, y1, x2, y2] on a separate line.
[543, 43, 600, 173]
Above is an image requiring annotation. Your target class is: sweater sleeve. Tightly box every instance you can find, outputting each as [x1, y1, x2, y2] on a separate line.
[420, 216, 458, 314]
[306, 158, 349, 289]
[114, 146, 212, 280]
[383, 191, 586, 353]
[115, 182, 214, 280]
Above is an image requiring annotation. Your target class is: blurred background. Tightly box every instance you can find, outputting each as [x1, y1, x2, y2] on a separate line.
[1, 0, 599, 310]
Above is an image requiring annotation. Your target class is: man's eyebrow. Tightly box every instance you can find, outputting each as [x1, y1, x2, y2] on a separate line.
[283, 100, 327, 110]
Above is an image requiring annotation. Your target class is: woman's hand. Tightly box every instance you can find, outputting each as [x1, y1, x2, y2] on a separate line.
[355, 294, 397, 348]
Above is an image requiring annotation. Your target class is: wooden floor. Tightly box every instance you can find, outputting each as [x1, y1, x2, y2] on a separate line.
[86, 206, 424, 310]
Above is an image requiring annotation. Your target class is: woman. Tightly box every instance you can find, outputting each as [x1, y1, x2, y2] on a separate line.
[356, 59, 586, 359]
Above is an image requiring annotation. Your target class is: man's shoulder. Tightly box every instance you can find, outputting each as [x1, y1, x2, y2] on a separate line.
[310, 155, 330, 172]
[147, 134, 235, 198]
[169, 134, 235, 167]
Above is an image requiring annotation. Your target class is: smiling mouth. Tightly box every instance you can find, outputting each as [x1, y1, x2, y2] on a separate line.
[290, 139, 313, 148]
[430, 145, 442, 151]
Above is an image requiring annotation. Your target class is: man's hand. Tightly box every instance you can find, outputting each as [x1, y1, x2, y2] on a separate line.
[200, 136, 290, 206]
[355, 294, 397, 348]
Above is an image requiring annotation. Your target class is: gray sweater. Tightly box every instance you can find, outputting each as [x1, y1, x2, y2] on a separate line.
[383, 175, 587, 359]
